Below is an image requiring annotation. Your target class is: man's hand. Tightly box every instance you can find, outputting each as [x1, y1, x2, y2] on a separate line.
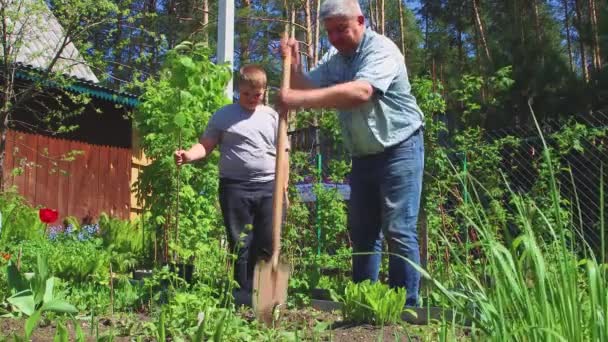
[277, 88, 299, 116]
[280, 36, 300, 68]
[174, 150, 192, 166]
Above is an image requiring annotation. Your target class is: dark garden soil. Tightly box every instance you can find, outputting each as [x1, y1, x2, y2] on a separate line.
[0, 314, 146, 341]
[241, 307, 463, 341]
[1, 308, 466, 341]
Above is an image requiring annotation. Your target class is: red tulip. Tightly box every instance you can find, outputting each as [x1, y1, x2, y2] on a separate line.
[39, 208, 59, 224]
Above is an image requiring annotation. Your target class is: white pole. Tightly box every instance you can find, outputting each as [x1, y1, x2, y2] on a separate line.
[218, 0, 235, 101]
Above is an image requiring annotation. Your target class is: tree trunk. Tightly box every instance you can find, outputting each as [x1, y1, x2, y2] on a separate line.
[564, 0, 574, 72]
[239, 0, 252, 64]
[457, 2, 463, 72]
[574, 0, 590, 82]
[374, 0, 380, 32]
[304, 0, 314, 70]
[379, 0, 385, 35]
[202, 0, 209, 46]
[531, 0, 544, 66]
[368, 0, 377, 32]
[398, 0, 406, 56]
[472, 0, 492, 65]
[588, 0, 601, 70]
[0, 88, 12, 191]
[290, 7, 296, 40]
[314, 0, 321, 65]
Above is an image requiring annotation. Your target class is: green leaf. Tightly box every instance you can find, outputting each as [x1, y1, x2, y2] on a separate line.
[7, 294, 36, 316]
[41, 300, 78, 314]
[212, 312, 228, 342]
[36, 254, 49, 283]
[158, 309, 166, 342]
[53, 322, 69, 342]
[7, 264, 28, 292]
[73, 318, 85, 342]
[174, 112, 186, 128]
[43, 277, 54, 304]
[25, 309, 42, 339]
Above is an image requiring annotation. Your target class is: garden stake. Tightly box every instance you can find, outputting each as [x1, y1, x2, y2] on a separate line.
[109, 262, 114, 317]
[252, 29, 291, 327]
[174, 130, 182, 263]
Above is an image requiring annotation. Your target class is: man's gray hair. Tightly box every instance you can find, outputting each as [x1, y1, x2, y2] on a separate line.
[319, 0, 363, 20]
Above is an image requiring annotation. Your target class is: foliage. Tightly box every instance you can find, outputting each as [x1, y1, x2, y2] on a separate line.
[0, 190, 46, 244]
[341, 280, 406, 326]
[134, 41, 231, 263]
[417, 142, 608, 341]
[4, 255, 78, 339]
[5, 238, 110, 285]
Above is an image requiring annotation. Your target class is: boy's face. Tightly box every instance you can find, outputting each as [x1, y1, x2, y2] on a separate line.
[238, 84, 265, 111]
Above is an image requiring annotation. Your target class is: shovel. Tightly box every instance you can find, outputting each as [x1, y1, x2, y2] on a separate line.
[252, 31, 292, 327]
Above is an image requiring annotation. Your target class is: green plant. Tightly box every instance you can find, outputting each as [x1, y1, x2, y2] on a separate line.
[4, 255, 78, 339]
[134, 41, 230, 264]
[0, 190, 46, 244]
[414, 110, 608, 341]
[341, 280, 406, 326]
[98, 213, 144, 257]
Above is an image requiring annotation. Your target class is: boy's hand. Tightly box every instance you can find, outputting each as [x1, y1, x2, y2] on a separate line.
[174, 150, 191, 166]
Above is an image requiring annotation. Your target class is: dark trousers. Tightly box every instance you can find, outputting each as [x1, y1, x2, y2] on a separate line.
[218, 178, 274, 294]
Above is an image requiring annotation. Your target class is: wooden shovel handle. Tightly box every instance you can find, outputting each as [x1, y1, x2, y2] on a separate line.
[271, 31, 291, 269]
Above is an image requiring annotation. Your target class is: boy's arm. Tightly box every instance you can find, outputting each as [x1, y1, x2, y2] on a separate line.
[174, 137, 217, 165]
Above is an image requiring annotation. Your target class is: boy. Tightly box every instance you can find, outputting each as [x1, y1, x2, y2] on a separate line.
[174, 64, 288, 305]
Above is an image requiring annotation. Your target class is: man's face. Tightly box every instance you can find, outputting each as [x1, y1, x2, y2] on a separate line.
[238, 84, 264, 111]
[323, 15, 365, 54]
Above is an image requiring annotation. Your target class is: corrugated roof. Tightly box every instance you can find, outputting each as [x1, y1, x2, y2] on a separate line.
[15, 64, 140, 107]
[7, 0, 99, 83]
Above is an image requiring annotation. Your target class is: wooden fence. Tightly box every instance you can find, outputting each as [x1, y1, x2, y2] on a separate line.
[3, 129, 132, 222]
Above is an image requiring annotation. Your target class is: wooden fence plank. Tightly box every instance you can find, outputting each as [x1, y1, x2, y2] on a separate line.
[4, 130, 15, 187]
[109, 146, 119, 217]
[5, 129, 133, 222]
[46, 136, 61, 216]
[98, 145, 110, 217]
[12, 132, 27, 197]
[35, 134, 50, 207]
[23, 133, 37, 204]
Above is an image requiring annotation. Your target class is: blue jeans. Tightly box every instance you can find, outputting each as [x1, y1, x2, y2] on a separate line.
[348, 128, 424, 306]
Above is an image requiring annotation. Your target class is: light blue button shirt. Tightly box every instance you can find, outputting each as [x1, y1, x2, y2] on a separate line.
[306, 28, 424, 157]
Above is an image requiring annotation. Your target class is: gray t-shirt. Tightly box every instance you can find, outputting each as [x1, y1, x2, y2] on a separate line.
[201, 103, 278, 182]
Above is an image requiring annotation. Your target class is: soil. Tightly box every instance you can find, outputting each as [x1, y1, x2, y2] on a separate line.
[241, 306, 457, 341]
[1, 308, 465, 341]
[0, 314, 145, 341]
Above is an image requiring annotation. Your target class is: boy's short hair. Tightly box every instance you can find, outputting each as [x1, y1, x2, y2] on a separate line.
[238, 64, 267, 88]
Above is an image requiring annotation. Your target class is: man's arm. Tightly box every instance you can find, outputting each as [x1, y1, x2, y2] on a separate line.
[290, 64, 317, 90]
[280, 80, 373, 110]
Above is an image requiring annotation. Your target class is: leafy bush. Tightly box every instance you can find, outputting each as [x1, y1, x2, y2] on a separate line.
[0, 189, 46, 244]
[134, 42, 230, 263]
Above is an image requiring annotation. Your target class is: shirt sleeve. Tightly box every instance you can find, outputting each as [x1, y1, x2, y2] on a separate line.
[304, 50, 334, 88]
[200, 112, 221, 142]
[354, 47, 399, 95]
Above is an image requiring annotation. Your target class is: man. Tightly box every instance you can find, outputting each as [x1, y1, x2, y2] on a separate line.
[279, 0, 424, 306]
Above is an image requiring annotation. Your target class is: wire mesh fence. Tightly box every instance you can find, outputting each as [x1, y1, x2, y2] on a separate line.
[288, 110, 608, 260]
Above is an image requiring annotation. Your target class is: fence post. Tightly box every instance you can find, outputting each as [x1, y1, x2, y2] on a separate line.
[316, 133, 322, 257]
